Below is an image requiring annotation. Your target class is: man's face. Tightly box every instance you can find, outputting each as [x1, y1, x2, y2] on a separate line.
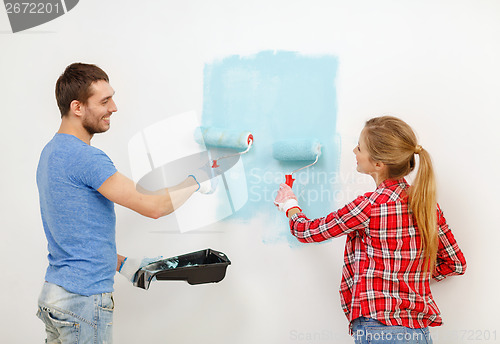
[80, 80, 117, 135]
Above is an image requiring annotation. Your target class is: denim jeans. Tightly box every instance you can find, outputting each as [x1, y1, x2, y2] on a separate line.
[352, 317, 432, 344]
[36, 282, 114, 344]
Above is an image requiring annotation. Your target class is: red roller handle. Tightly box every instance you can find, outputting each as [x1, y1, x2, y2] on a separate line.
[285, 174, 295, 188]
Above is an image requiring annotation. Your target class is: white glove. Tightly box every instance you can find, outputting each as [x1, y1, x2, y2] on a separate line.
[189, 166, 218, 194]
[119, 256, 163, 283]
[274, 183, 301, 216]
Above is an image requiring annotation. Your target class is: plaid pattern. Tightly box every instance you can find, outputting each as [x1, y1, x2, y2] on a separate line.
[290, 179, 466, 331]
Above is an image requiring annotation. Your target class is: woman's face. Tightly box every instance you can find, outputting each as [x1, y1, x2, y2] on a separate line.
[353, 128, 379, 176]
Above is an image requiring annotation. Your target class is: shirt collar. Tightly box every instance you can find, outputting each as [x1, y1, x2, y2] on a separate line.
[377, 178, 409, 190]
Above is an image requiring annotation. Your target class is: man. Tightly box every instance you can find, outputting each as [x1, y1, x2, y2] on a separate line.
[36, 63, 207, 343]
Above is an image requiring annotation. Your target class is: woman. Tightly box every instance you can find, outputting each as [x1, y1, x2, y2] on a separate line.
[274, 116, 466, 344]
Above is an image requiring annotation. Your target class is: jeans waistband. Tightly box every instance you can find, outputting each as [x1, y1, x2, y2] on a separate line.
[354, 317, 382, 324]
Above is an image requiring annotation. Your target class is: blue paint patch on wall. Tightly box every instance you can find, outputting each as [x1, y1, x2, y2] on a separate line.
[202, 51, 341, 246]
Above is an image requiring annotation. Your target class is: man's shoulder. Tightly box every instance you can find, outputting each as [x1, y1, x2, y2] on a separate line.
[54, 134, 109, 158]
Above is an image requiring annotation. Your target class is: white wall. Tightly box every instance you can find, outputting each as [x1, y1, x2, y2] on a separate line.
[1, 1, 499, 343]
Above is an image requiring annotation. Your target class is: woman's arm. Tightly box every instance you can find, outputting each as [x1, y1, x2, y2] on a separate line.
[289, 195, 372, 243]
[432, 204, 467, 281]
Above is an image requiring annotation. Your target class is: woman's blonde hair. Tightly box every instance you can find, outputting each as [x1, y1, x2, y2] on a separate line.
[363, 116, 438, 274]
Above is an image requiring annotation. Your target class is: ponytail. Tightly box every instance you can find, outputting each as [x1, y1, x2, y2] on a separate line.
[364, 116, 439, 275]
[408, 147, 438, 275]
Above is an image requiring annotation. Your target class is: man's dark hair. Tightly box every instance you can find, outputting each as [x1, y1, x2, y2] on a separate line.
[55, 63, 109, 117]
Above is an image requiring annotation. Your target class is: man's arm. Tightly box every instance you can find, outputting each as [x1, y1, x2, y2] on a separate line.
[117, 254, 126, 272]
[98, 172, 198, 219]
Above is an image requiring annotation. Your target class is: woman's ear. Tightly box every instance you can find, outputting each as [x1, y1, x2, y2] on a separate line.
[374, 161, 387, 171]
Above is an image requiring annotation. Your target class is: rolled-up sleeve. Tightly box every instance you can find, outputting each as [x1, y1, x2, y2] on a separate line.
[290, 195, 372, 243]
[432, 205, 467, 281]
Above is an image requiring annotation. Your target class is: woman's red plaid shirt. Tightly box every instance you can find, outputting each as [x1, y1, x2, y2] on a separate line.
[289, 178, 466, 331]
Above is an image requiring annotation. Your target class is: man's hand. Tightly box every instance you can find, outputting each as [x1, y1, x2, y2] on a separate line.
[189, 163, 218, 194]
[118, 256, 163, 283]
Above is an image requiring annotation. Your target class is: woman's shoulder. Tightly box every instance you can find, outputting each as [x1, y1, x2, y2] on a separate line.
[367, 178, 410, 204]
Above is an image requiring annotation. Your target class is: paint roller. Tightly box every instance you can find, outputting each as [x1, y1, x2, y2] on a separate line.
[272, 139, 322, 187]
[196, 127, 254, 168]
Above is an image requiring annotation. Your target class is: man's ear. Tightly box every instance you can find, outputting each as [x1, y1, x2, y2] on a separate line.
[69, 100, 83, 117]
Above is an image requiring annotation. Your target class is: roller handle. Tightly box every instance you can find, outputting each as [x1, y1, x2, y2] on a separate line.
[211, 133, 253, 169]
[285, 174, 295, 188]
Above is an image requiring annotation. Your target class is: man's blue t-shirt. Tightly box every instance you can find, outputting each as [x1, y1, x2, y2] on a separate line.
[37, 133, 118, 296]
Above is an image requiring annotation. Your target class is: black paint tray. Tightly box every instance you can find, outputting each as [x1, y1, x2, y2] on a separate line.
[133, 249, 231, 290]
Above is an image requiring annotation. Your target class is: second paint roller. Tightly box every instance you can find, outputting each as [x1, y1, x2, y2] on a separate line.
[196, 127, 254, 168]
[272, 139, 322, 187]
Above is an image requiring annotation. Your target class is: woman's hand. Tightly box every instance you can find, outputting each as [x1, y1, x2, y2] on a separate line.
[274, 183, 301, 217]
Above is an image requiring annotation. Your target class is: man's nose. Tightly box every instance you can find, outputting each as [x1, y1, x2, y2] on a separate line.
[109, 99, 117, 112]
